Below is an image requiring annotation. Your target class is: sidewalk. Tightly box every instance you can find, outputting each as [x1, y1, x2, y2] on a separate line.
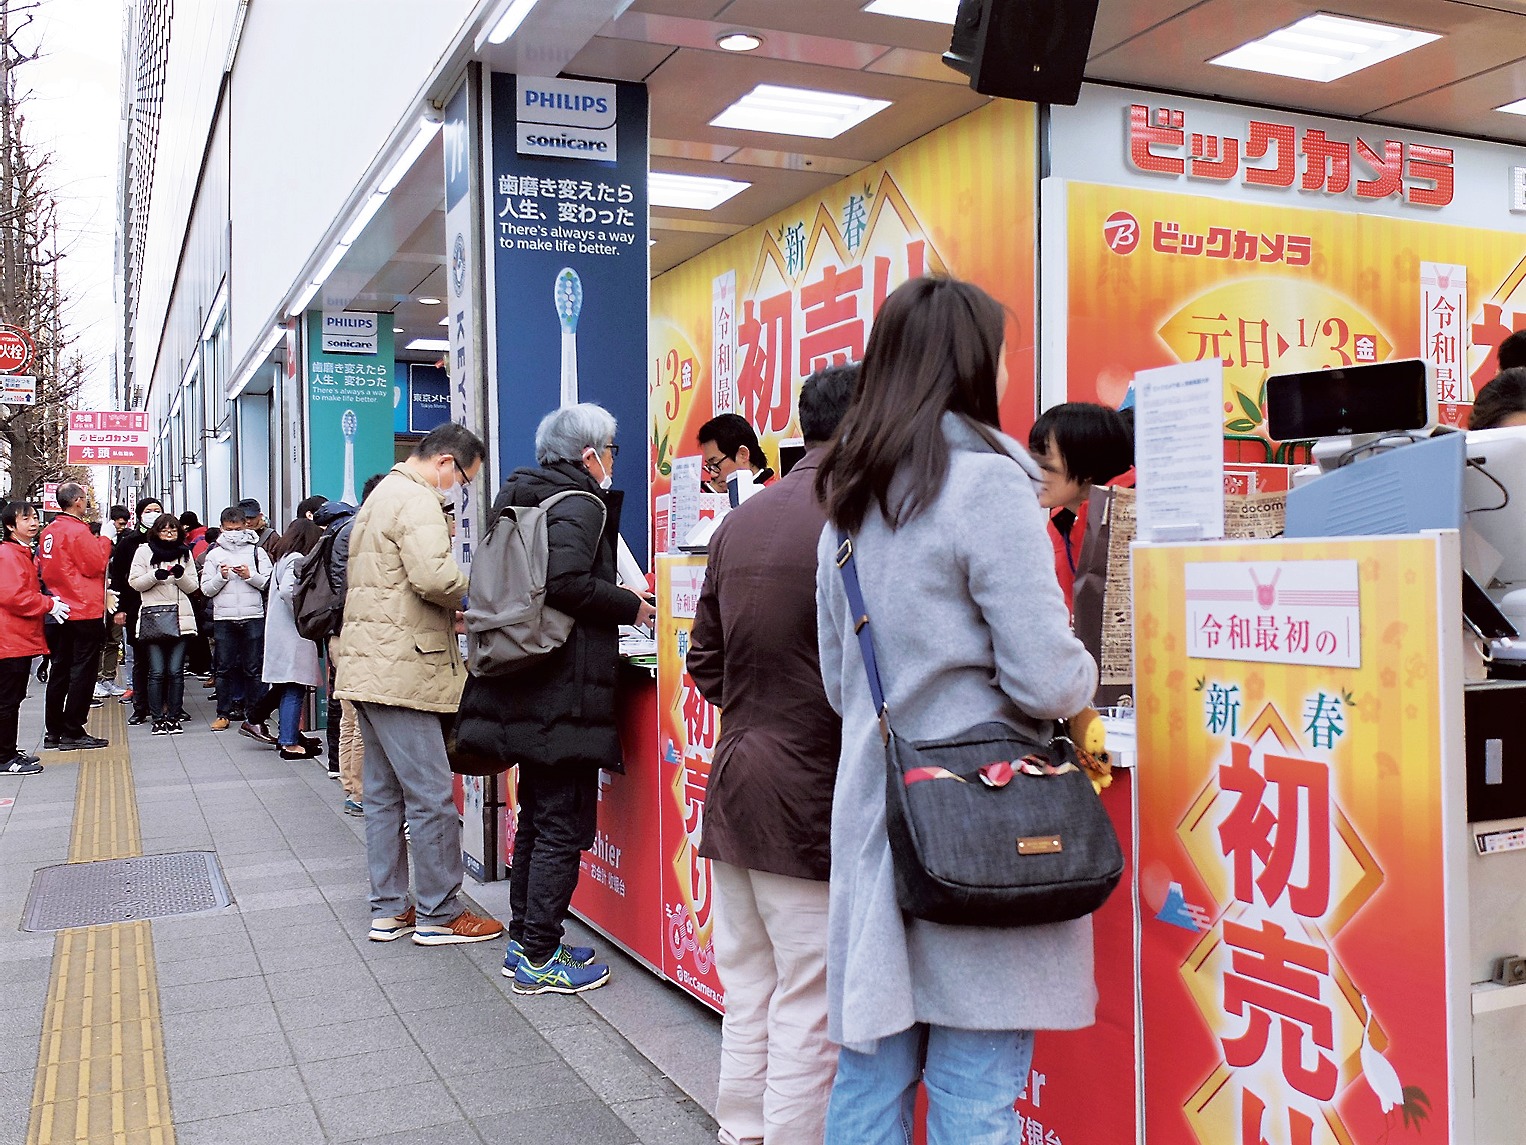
[0, 671, 720, 1144]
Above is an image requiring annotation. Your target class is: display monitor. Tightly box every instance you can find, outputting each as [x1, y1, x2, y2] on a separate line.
[1465, 425, 1526, 590]
[1266, 358, 1434, 441]
[1284, 429, 1465, 539]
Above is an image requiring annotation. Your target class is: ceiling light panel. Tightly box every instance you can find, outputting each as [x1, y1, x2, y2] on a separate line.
[1209, 13, 1440, 84]
[709, 84, 892, 140]
[1497, 98, 1526, 116]
[862, 0, 959, 23]
[649, 172, 751, 211]
[405, 338, 451, 352]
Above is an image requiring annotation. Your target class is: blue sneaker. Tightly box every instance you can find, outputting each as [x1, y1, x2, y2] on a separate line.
[501, 938, 596, 977]
[512, 945, 611, 995]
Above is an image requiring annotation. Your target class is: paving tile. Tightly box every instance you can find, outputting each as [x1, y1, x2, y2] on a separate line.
[443, 1059, 597, 1118]
[263, 964, 377, 1002]
[351, 1119, 485, 1145]
[406, 1003, 559, 1078]
[541, 1022, 671, 1104]
[273, 983, 394, 1031]
[169, 1063, 308, 1122]
[0, 1035, 41, 1075]
[157, 973, 272, 1016]
[164, 1029, 296, 1082]
[473, 1098, 640, 1145]
[611, 1094, 720, 1145]
[175, 1100, 327, 1145]
[151, 927, 256, 964]
[378, 966, 505, 1014]
[162, 996, 282, 1040]
[155, 950, 263, 987]
[313, 1077, 466, 1142]
[297, 1044, 439, 1101]
[287, 1013, 415, 1064]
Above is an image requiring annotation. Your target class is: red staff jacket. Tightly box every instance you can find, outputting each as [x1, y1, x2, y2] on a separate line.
[35, 513, 111, 620]
[0, 539, 49, 657]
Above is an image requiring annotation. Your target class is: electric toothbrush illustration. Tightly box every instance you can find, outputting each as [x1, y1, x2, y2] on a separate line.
[555, 267, 583, 408]
[341, 409, 358, 505]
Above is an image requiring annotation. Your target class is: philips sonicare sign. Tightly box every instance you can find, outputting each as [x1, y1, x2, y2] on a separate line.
[516, 76, 617, 162]
[321, 310, 379, 353]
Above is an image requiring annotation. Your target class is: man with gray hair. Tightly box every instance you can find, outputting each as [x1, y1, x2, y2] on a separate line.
[37, 483, 113, 750]
[456, 402, 654, 994]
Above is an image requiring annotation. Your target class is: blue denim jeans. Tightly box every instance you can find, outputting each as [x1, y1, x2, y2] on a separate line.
[824, 1024, 1035, 1145]
[276, 683, 306, 747]
[144, 638, 188, 720]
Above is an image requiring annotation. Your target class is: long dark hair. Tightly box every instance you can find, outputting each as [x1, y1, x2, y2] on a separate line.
[816, 276, 1005, 532]
[268, 518, 322, 561]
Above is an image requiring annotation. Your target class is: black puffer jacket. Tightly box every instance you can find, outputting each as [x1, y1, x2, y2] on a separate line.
[454, 461, 640, 771]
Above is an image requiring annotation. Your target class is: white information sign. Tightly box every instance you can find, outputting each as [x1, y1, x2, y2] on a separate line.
[320, 311, 379, 354]
[1135, 358, 1225, 542]
[668, 561, 707, 621]
[1184, 558, 1361, 668]
[669, 455, 702, 552]
[0, 374, 36, 405]
[515, 76, 617, 163]
[1419, 262, 1468, 402]
[712, 271, 737, 416]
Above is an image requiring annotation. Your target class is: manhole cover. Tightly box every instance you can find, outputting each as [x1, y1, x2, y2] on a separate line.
[22, 851, 232, 932]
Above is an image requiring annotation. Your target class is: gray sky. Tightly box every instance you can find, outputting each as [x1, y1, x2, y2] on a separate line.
[16, 0, 121, 412]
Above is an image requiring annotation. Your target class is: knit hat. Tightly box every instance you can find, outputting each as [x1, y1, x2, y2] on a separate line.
[136, 496, 162, 521]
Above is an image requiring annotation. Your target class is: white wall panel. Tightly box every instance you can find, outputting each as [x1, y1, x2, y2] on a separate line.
[227, 0, 478, 371]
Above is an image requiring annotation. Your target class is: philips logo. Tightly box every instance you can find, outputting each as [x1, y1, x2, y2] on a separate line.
[524, 90, 608, 116]
[516, 76, 616, 131]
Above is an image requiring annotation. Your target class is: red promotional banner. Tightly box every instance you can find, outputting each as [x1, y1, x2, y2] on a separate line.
[67, 410, 152, 466]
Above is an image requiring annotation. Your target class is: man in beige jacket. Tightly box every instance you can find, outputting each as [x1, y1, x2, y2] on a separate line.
[334, 423, 502, 946]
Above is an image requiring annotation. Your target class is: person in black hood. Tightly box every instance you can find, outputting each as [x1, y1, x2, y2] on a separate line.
[127, 514, 198, 734]
[455, 403, 654, 995]
[110, 496, 163, 724]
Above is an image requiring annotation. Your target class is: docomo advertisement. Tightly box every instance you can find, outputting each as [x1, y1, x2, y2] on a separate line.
[67, 410, 150, 466]
[650, 98, 1037, 548]
[1049, 86, 1526, 434]
[1133, 536, 1460, 1144]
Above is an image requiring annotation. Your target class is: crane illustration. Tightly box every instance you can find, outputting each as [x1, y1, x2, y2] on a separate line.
[1358, 993, 1431, 1141]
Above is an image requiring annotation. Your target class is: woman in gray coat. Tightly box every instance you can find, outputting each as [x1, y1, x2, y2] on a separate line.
[813, 277, 1099, 1144]
[258, 519, 324, 760]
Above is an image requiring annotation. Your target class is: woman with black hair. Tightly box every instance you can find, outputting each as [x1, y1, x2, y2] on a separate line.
[0, 501, 61, 773]
[128, 514, 199, 735]
[258, 519, 325, 760]
[813, 276, 1099, 1143]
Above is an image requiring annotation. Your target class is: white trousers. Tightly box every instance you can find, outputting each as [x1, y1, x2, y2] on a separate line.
[712, 860, 837, 1145]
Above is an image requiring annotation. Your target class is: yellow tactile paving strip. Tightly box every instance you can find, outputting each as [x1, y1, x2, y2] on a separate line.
[27, 700, 177, 1145]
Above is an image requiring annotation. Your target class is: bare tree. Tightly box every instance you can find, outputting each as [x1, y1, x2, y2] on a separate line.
[0, 0, 81, 500]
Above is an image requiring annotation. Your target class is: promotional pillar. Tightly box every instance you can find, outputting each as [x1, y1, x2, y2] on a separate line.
[1133, 534, 1469, 1144]
[303, 311, 395, 505]
[485, 71, 650, 557]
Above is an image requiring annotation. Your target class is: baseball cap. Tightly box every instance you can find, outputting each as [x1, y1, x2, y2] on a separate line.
[237, 498, 263, 518]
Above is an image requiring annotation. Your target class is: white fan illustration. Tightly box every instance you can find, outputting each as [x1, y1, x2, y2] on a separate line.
[341, 408, 358, 505]
[555, 267, 583, 408]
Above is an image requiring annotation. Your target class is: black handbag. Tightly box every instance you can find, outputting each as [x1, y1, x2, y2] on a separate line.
[835, 532, 1123, 928]
[137, 603, 182, 642]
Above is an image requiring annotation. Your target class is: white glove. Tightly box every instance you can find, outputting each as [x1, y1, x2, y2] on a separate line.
[47, 598, 70, 623]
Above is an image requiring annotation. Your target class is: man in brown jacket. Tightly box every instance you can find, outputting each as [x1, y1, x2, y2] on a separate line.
[687, 364, 856, 1145]
[334, 423, 501, 947]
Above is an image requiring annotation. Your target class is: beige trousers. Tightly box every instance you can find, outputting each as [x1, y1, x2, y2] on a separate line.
[338, 699, 365, 799]
[711, 860, 837, 1145]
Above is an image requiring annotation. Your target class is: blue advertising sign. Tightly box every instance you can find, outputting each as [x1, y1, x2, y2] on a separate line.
[409, 364, 452, 434]
[487, 72, 649, 556]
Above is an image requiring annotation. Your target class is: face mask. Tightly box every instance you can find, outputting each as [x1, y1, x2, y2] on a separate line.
[585, 449, 613, 491]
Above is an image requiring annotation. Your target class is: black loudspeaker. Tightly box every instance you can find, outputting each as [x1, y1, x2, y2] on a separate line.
[943, 0, 1100, 106]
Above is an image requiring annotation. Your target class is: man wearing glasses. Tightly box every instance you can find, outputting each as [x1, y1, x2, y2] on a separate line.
[334, 423, 503, 948]
[697, 413, 776, 495]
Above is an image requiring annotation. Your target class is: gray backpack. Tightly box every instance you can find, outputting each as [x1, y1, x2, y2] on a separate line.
[463, 489, 606, 676]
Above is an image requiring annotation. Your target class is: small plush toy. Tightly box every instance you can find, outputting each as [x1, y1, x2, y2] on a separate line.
[1067, 708, 1114, 794]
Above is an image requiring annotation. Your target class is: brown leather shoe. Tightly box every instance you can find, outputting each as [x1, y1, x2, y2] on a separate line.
[411, 909, 504, 946]
[210, 717, 230, 731]
[239, 721, 279, 746]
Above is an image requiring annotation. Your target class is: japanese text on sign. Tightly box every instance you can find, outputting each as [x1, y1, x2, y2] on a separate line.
[1152, 222, 1311, 266]
[1419, 262, 1469, 403]
[1185, 560, 1361, 668]
[497, 176, 638, 257]
[1128, 104, 1454, 208]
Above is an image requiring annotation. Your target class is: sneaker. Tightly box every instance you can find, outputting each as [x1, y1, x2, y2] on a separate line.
[118, 689, 134, 704]
[90, 698, 103, 708]
[58, 735, 108, 751]
[368, 905, 416, 942]
[239, 721, 278, 746]
[201, 678, 216, 689]
[105, 681, 126, 696]
[501, 938, 596, 977]
[1, 754, 43, 775]
[512, 946, 611, 995]
[93, 681, 111, 699]
[412, 909, 503, 947]
[127, 713, 150, 726]
[176, 710, 192, 721]
[16, 750, 40, 764]
[326, 764, 341, 779]
[150, 720, 169, 736]
[35, 662, 46, 683]
[211, 717, 230, 731]
[342, 797, 364, 816]
[41, 735, 58, 750]
[166, 721, 184, 735]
